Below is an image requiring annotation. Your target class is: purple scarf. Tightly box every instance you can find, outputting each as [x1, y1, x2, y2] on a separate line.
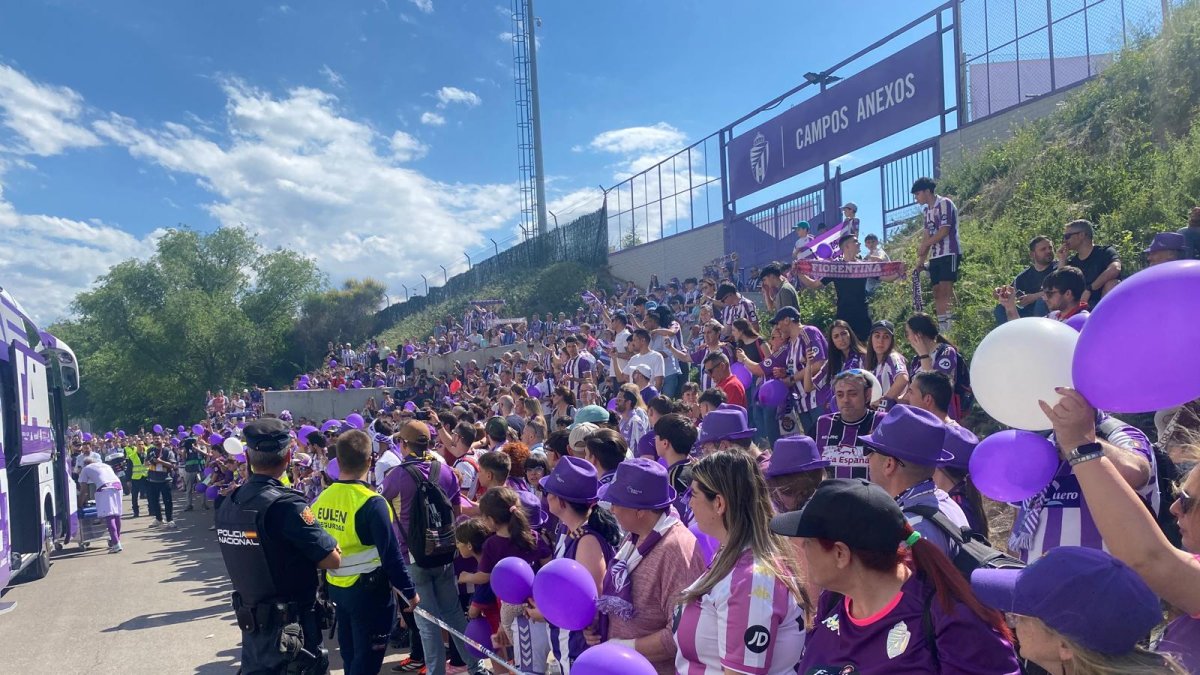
[596, 514, 678, 637]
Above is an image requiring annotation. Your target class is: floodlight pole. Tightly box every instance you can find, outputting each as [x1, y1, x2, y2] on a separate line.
[526, 0, 549, 236]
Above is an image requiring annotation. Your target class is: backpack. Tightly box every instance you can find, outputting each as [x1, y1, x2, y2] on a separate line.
[933, 343, 975, 419]
[1096, 415, 1183, 547]
[401, 460, 457, 568]
[903, 504, 1025, 579]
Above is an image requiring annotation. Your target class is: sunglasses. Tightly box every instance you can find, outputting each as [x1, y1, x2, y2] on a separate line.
[862, 446, 906, 467]
[1063, 231, 1082, 241]
[1177, 485, 1195, 515]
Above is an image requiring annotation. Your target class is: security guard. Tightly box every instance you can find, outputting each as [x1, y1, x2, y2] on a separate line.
[216, 418, 342, 674]
[125, 442, 147, 517]
[312, 429, 418, 675]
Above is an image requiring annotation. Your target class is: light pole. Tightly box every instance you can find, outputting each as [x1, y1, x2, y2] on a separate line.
[440, 265, 448, 284]
[383, 293, 391, 308]
[526, 0, 548, 236]
[420, 274, 428, 295]
[548, 210, 559, 229]
[490, 238, 500, 257]
[464, 251, 472, 269]
[402, 284, 409, 301]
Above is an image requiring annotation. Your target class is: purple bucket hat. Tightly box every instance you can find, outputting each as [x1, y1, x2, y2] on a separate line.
[697, 407, 756, 446]
[518, 489, 548, 528]
[860, 405, 953, 466]
[538, 455, 599, 503]
[598, 458, 676, 510]
[939, 424, 979, 471]
[765, 435, 829, 477]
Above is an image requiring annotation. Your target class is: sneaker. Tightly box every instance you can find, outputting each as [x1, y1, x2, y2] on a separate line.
[165, 521, 178, 529]
[148, 520, 162, 529]
[208, 525, 216, 531]
[107, 543, 123, 554]
[391, 658, 425, 673]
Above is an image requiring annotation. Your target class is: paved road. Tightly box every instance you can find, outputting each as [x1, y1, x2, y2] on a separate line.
[0, 489, 416, 674]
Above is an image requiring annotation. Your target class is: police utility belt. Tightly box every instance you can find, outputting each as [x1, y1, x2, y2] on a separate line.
[232, 592, 306, 635]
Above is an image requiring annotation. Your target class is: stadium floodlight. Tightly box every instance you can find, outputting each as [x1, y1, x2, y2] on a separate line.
[804, 71, 841, 85]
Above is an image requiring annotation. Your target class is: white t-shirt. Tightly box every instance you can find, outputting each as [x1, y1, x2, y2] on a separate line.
[74, 451, 99, 472]
[374, 448, 403, 486]
[612, 329, 632, 374]
[625, 350, 665, 383]
[79, 461, 121, 489]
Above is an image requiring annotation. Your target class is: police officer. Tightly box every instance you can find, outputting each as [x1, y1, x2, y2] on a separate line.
[216, 418, 342, 674]
[313, 429, 418, 675]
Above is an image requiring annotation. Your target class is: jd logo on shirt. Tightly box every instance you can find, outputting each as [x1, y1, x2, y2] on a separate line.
[744, 625, 771, 653]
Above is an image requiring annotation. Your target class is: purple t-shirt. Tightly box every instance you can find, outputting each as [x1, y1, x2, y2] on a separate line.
[1160, 609, 1200, 672]
[801, 572, 1020, 674]
[479, 533, 552, 573]
[380, 457, 461, 560]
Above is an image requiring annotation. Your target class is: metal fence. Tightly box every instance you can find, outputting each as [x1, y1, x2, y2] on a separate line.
[959, 0, 1171, 122]
[605, 132, 724, 252]
[374, 206, 607, 332]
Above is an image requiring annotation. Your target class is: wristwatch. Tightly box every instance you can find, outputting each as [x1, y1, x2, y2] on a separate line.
[1067, 442, 1103, 466]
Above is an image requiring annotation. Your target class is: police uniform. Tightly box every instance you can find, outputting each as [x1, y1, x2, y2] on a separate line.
[313, 477, 416, 675]
[125, 445, 147, 517]
[216, 419, 338, 675]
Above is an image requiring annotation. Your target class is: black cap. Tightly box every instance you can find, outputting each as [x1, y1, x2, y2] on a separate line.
[870, 320, 895, 336]
[243, 418, 291, 453]
[770, 478, 907, 552]
[769, 306, 802, 324]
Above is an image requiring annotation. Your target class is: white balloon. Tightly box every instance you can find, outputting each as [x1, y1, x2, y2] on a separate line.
[969, 317, 1077, 431]
[223, 436, 244, 455]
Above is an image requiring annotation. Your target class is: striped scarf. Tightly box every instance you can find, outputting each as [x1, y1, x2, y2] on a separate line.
[911, 266, 924, 312]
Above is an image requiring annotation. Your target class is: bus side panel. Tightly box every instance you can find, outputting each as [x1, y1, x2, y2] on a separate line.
[0, 456, 11, 591]
[13, 342, 52, 465]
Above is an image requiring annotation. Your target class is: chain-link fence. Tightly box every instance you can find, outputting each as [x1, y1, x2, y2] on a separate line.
[960, 0, 1172, 121]
[374, 206, 607, 331]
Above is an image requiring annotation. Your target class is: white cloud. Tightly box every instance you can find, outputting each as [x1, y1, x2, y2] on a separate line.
[319, 64, 345, 89]
[389, 130, 427, 161]
[435, 86, 480, 108]
[409, 0, 433, 13]
[419, 111, 445, 126]
[588, 122, 686, 156]
[92, 79, 524, 295]
[0, 64, 102, 156]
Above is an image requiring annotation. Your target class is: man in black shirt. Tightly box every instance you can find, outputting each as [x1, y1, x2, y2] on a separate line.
[993, 235, 1056, 324]
[796, 234, 901, 340]
[1177, 206, 1200, 259]
[1059, 219, 1122, 306]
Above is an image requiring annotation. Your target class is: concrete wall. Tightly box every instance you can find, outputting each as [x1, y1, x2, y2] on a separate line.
[939, 87, 1077, 171]
[264, 388, 386, 422]
[608, 221, 725, 286]
[411, 342, 540, 376]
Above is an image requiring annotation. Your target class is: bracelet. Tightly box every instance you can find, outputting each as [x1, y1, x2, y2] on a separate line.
[1068, 442, 1104, 466]
[918, 354, 931, 359]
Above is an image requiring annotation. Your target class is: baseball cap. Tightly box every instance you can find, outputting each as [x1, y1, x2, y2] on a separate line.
[243, 418, 291, 453]
[794, 220, 810, 231]
[971, 547, 1162, 656]
[626, 363, 653, 381]
[568, 422, 600, 450]
[841, 202, 858, 212]
[770, 478, 907, 552]
[769, 306, 802, 324]
[571, 405, 610, 429]
[869, 320, 895, 336]
[397, 420, 431, 445]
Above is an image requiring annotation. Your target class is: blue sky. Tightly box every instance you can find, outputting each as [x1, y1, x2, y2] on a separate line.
[0, 0, 953, 321]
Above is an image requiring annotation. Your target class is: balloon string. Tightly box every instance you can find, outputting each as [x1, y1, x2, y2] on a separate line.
[409, 606, 529, 675]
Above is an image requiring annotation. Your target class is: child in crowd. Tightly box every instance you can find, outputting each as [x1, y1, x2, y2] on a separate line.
[455, 519, 501, 647]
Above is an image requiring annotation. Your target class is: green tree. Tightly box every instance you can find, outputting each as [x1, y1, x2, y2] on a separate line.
[290, 278, 387, 369]
[51, 226, 322, 429]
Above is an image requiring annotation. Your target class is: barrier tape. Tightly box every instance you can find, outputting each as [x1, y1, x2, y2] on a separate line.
[407, 605, 537, 675]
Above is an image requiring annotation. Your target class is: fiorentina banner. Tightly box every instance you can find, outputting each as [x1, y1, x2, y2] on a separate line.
[727, 33, 944, 201]
[793, 260, 907, 279]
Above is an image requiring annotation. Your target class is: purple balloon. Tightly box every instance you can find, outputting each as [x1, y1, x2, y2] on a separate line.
[1064, 311, 1089, 332]
[352, 380, 363, 389]
[170, 438, 180, 447]
[969, 430, 1060, 502]
[205, 485, 221, 500]
[730, 362, 753, 389]
[532, 558, 598, 630]
[757, 378, 788, 407]
[178, 431, 188, 440]
[606, 397, 617, 412]
[117, 430, 126, 438]
[321, 419, 340, 433]
[572, 641, 657, 675]
[345, 413, 365, 430]
[329, 359, 337, 367]
[337, 384, 347, 392]
[192, 424, 205, 436]
[234, 453, 246, 464]
[492, 557, 535, 604]
[82, 433, 92, 442]
[297, 382, 310, 390]
[326, 458, 340, 480]
[208, 434, 224, 446]
[815, 243, 834, 259]
[689, 519, 719, 566]
[177, 425, 185, 433]
[464, 617, 493, 659]
[1073, 260, 1200, 412]
[195, 481, 207, 494]
[527, 385, 541, 399]
[104, 432, 114, 440]
[404, 401, 417, 412]
[375, 379, 385, 387]
[387, 356, 397, 365]
[152, 424, 163, 434]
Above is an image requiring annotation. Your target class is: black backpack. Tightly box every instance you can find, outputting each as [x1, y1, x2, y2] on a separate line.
[401, 460, 457, 568]
[933, 343, 975, 418]
[903, 504, 1025, 579]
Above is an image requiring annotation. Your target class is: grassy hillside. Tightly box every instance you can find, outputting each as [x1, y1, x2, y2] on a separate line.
[376, 262, 605, 347]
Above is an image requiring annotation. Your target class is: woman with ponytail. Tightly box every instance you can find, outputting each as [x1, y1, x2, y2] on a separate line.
[771, 477, 1020, 674]
[536, 456, 620, 671]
